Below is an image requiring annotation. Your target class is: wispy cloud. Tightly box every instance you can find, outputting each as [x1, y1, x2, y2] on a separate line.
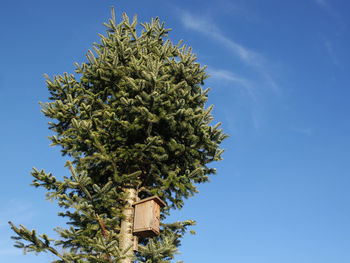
[293, 127, 313, 136]
[313, 0, 338, 18]
[179, 10, 281, 133]
[324, 39, 339, 67]
[180, 11, 279, 94]
[180, 12, 261, 66]
[206, 67, 265, 132]
[314, 0, 329, 9]
[208, 68, 255, 96]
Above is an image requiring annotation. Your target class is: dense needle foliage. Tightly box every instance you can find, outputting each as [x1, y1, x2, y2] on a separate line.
[9, 8, 227, 263]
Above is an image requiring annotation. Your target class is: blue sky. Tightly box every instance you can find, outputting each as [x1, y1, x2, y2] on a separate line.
[1, 0, 350, 262]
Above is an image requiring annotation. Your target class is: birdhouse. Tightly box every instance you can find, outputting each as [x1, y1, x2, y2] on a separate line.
[133, 196, 166, 238]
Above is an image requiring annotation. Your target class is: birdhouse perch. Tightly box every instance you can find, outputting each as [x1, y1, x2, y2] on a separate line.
[133, 196, 166, 238]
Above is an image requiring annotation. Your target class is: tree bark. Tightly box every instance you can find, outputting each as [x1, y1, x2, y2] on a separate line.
[119, 188, 137, 263]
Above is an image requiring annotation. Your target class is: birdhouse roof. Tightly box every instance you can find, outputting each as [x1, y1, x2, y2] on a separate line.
[133, 196, 166, 208]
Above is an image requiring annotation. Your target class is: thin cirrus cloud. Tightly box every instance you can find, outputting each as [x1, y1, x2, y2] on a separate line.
[293, 127, 313, 136]
[207, 68, 256, 98]
[324, 39, 339, 66]
[180, 11, 261, 66]
[314, 0, 329, 9]
[179, 10, 279, 94]
[314, 1, 341, 67]
[206, 69, 264, 132]
[313, 0, 338, 18]
[179, 10, 281, 132]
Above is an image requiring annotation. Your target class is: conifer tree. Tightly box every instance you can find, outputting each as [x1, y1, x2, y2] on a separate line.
[9, 8, 227, 263]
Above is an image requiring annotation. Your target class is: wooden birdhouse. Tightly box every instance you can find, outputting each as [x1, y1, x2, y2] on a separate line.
[133, 196, 166, 238]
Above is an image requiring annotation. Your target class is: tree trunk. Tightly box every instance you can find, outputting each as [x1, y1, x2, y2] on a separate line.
[119, 188, 137, 263]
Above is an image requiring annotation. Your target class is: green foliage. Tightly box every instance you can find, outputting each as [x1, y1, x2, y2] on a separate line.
[9, 7, 227, 262]
[138, 234, 180, 263]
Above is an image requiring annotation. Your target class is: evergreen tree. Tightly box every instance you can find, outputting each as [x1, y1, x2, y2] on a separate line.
[9, 8, 227, 263]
